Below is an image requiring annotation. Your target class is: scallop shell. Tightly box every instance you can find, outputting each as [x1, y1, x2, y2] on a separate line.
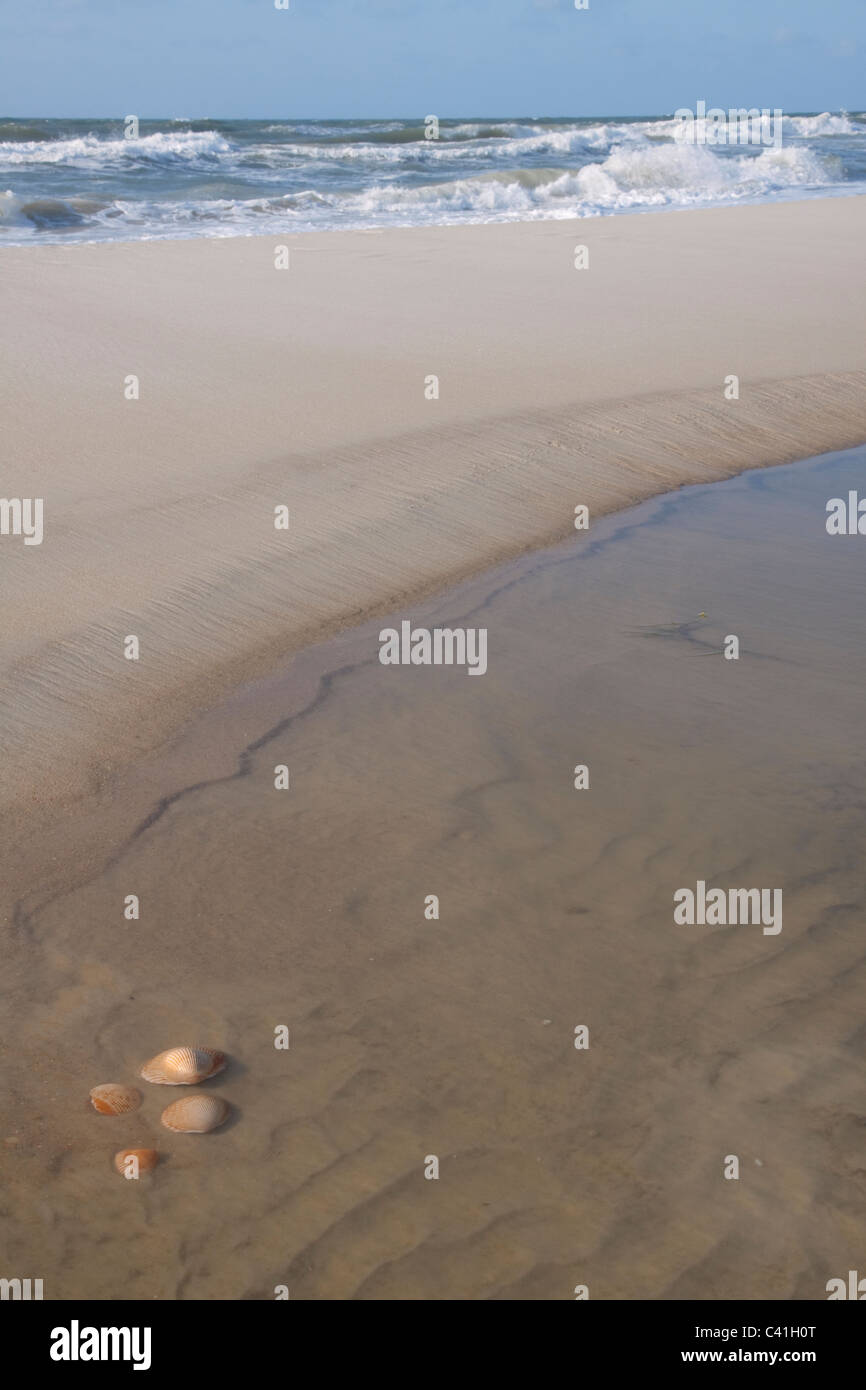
[160, 1094, 229, 1133]
[140, 1046, 226, 1086]
[89, 1083, 142, 1115]
[113, 1148, 159, 1176]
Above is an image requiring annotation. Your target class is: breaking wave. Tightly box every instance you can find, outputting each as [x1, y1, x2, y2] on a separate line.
[0, 111, 863, 243]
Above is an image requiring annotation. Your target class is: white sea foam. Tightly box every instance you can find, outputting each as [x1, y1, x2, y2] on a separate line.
[334, 144, 839, 221]
[784, 111, 861, 136]
[0, 129, 233, 168]
[0, 113, 861, 243]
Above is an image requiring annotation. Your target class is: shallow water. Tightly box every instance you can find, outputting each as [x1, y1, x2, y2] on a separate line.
[3, 446, 865, 1299]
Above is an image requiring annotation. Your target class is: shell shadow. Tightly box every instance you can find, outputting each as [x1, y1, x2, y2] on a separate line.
[216, 1101, 243, 1133]
[207, 1055, 248, 1088]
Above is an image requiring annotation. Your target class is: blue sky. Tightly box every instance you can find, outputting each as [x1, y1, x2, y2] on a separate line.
[1, 0, 863, 118]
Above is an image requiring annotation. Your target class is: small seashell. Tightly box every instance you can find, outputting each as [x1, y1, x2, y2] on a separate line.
[89, 1083, 142, 1115]
[160, 1094, 230, 1133]
[140, 1046, 226, 1086]
[113, 1148, 159, 1177]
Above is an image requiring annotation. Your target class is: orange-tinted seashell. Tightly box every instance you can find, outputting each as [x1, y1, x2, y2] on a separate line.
[113, 1148, 159, 1177]
[160, 1094, 229, 1133]
[89, 1084, 141, 1115]
[140, 1046, 226, 1086]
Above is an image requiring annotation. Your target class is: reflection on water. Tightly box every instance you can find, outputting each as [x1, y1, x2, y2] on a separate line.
[3, 446, 866, 1300]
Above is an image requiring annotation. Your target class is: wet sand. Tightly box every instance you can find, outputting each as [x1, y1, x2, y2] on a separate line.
[3, 445, 865, 1300]
[2, 198, 866, 818]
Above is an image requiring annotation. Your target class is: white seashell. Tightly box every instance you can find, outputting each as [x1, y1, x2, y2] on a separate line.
[140, 1046, 226, 1086]
[160, 1094, 230, 1133]
[89, 1083, 141, 1115]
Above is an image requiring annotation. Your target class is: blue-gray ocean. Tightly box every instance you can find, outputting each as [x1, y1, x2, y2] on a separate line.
[1, 111, 865, 243]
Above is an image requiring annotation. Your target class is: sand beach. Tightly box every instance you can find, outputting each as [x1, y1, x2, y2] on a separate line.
[2, 192, 866, 1300]
[1, 197, 865, 819]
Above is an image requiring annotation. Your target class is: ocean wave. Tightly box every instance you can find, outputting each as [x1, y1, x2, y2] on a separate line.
[0, 119, 649, 176]
[0, 129, 233, 168]
[270, 123, 641, 166]
[5, 141, 839, 240]
[335, 144, 841, 219]
[261, 121, 406, 136]
[0, 112, 861, 243]
[570, 141, 838, 204]
[784, 111, 863, 136]
[0, 189, 114, 228]
[3, 113, 859, 180]
[0, 121, 56, 143]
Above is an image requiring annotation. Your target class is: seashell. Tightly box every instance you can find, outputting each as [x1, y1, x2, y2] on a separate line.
[160, 1094, 230, 1133]
[140, 1046, 226, 1086]
[113, 1148, 159, 1177]
[89, 1083, 141, 1115]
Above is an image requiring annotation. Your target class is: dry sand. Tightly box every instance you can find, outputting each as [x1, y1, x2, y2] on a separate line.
[1, 197, 866, 818]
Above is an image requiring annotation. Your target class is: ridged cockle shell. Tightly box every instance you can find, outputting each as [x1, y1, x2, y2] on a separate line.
[89, 1083, 142, 1115]
[114, 1148, 159, 1176]
[160, 1094, 229, 1133]
[140, 1046, 226, 1086]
